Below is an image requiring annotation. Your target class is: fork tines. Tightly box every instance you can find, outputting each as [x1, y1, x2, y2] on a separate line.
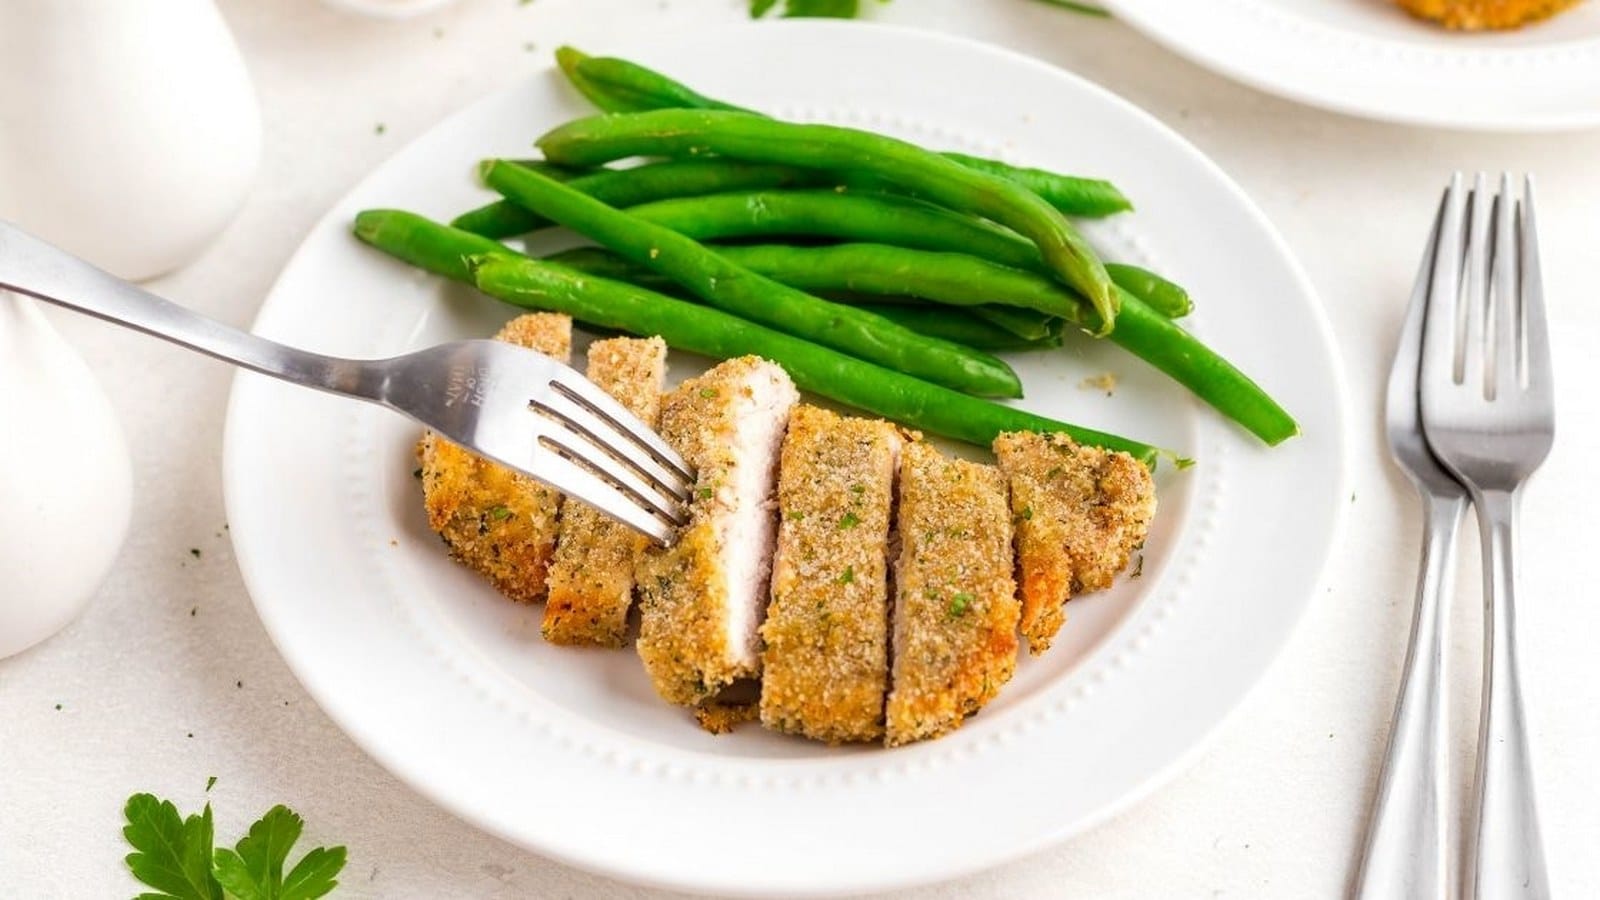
[528, 372, 694, 541]
[1421, 173, 1552, 410]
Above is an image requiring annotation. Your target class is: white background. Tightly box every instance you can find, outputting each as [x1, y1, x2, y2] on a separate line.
[3, 1, 1598, 897]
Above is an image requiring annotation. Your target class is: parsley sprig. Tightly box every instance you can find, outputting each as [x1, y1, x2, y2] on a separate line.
[124, 790, 346, 900]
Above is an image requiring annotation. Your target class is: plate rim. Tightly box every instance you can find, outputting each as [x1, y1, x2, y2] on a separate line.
[222, 20, 1352, 896]
[1104, 0, 1600, 132]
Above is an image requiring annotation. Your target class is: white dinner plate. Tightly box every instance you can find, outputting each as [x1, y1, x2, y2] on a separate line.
[1105, 0, 1600, 131]
[223, 22, 1347, 897]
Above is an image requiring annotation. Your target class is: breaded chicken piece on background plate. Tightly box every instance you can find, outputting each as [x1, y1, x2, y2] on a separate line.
[760, 405, 906, 744]
[636, 356, 799, 708]
[994, 431, 1156, 656]
[417, 313, 571, 604]
[885, 441, 1020, 747]
[1397, 0, 1582, 29]
[543, 336, 669, 647]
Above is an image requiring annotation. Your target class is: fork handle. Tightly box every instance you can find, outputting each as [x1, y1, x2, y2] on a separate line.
[1353, 490, 1465, 900]
[0, 220, 379, 398]
[1469, 488, 1550, 900]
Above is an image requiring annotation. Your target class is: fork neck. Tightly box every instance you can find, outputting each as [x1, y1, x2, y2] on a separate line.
[0, 221, 384, 401]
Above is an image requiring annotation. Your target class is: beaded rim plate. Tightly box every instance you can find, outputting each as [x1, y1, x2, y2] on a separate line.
[223, 22, 1347, 897]
[1105, 0, 1600, 131]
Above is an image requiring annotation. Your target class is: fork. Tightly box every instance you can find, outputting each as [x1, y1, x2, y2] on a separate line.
[1353, 191, 1469, 900]
[0, 220, 692, 544]
[1421, 174, 1553, 899]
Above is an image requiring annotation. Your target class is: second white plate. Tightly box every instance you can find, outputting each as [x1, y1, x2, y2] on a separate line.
[1106, 0, 1600, 131]
[223, 22, 1348, 897]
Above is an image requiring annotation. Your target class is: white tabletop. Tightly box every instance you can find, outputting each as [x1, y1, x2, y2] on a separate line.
[4, 1, 1598, 896]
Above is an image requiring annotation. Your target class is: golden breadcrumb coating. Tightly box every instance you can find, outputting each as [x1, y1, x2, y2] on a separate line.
[994, 431, 1155, 655]
[694, 701, 760, 735]
[1397, 0, 1581, 28]
[759, 406, 906, 744]
[636, 356, 798, 707]
[418, 313, 571, 604]
[543, 337, 669, 646]
[884, 442, 1020, 747]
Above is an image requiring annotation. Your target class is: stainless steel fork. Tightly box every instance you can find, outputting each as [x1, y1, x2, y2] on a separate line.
[0, 220, 692, 544]
[1421, 174, 1554, 899]
[1354, 192, 1468, 900]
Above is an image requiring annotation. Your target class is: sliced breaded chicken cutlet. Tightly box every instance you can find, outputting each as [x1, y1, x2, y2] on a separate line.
[543, 336, 669, 646]
[1397, 0, 1581, 28]
[993, 431, 1156, 655]
[885, 442, 1020, 747]
[759, 406, 906, 744]
[418, 313, 571, 603]
[636, 356, 799, 708]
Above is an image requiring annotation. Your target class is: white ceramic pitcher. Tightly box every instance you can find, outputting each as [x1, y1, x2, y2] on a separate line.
[0, 1, 261, 281]
[0, 293, 133, 659]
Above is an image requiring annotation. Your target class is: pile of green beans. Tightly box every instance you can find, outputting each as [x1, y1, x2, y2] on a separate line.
[347, 46, 1302, 456]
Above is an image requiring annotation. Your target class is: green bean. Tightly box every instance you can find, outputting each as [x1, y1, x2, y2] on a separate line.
[474, 158, 585, 185]
[970, 306, 1061, 341]
[452, 160, 821, 239]
[480, 159, 1023, 398]
[555, 47, 1132, 218]
[468, 254, 1162, 462]
[557, 46, 752, 114]
[1104, 262, 1191, 318]
[544, 242, 1294, 444]
[937, 153, 1128, 218]
[355, 208, 514, 282]
[618, 190, 1187, 320]
[854, 305, 1063, 352]
[535, 110, 1118, 329]
[542, 247, 1062, 352]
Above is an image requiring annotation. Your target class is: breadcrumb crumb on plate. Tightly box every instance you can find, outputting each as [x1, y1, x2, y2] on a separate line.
[885, 442, 1020, 747]
[417, 313, 571, 604]
[543, 336, 668, 647]
[760, 405, 905, 744]
[636, 356, 798, 708]
[994, 431, 1156, 656]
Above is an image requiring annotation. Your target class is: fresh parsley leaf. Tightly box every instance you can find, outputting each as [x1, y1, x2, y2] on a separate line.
[749, 0, 780, 14]
[280, 846, 348, 900]
[123, 794, 224, 900]
[837, 512, 860, 530]
[948, 591, 975, 618]
[213, 805, 346, 900]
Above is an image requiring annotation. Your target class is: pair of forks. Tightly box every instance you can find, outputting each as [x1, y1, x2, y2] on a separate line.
[1355, 175, 1554, 899]
[0, 220, 693, 545]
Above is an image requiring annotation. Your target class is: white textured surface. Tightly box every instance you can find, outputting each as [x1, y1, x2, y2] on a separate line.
[1, 1, 1597, 897]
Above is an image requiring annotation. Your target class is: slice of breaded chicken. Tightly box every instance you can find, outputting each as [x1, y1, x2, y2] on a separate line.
[993, 431, 1156, 655]
[759, 406, 906, 744]
[1397, 0, 1581, 28]
[636, 356, 799, 707]
[885, 442, 1020, 747]
[543, 336, 669, 646]
[418, 313, 571, 604]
